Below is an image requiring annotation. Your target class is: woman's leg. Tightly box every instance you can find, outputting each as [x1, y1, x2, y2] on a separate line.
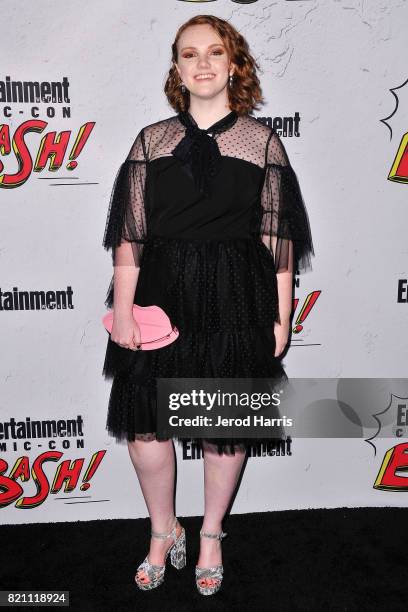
[197, 442, 247, 588]
[127, 438, 183, 585]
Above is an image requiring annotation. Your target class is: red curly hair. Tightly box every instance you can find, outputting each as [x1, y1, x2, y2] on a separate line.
[164, 14, 264, 115]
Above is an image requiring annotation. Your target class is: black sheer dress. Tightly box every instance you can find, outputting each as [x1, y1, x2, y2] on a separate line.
[102, 109, 314, 455]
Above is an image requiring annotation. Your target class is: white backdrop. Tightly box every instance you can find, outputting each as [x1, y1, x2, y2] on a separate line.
[1, 0, 407, 525]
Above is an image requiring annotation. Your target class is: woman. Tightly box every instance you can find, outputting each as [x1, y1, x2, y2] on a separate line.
[102, 14, 314, 596]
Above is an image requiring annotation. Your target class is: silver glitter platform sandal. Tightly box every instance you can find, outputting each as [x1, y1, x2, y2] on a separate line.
[195, 529, 228, 596]
[135, 516, 186, 590]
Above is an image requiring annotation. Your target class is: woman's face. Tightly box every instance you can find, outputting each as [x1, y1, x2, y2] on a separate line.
[174, 24, 234, 102]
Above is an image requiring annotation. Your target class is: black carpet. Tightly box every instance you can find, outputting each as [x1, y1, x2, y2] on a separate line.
[0, 507, 406, 611]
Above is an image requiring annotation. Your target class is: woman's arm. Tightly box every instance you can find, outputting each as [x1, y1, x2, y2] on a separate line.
[275, 271, 292, 357]
[113, 267, 139, 317]
[260, 129, 314, 357]
[111, 243, 142, 349]
[275, 235, 293, 324]
[264, 234, 294, 357]
[113, 242, 140, 317]
[103, 129, 148, 349]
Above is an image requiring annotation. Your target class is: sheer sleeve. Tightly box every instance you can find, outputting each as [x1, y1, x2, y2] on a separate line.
[102, 129, 148, 269]
[260, 130, 314, 274]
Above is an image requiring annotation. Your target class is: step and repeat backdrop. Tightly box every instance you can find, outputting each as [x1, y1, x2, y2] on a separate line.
[1, 0, 407, 525]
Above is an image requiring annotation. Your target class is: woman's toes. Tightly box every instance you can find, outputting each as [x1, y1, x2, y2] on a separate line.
[200, 577, 217, 587]
[137, 570, 149, 583]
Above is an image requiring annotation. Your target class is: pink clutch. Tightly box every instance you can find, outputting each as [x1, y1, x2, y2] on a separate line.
[102, 304, 179, 351]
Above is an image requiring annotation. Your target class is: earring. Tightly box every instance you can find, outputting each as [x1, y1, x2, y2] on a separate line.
[229, 74, 234, 87]
[181, 83, 186, 93]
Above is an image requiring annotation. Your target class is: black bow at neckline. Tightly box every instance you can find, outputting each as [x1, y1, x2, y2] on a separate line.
[172, 109, 238, 197]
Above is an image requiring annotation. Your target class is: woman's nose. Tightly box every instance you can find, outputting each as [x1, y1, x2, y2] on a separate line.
[197, 55, 211, 69]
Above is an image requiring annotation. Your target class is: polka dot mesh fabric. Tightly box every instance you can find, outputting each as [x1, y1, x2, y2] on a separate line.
[102, 111, 314, 455]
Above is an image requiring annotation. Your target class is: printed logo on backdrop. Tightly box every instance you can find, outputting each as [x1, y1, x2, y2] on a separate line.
[0, 416, 106, 510]
[365, 388, 408, 492]
[334, 379, 408, 493]
[366, 79, 408, 492]
[381, 76, 408, 185]
[0, 78, 102, 513]
[0, 76, 95, 189]
[0, 286, 73, 311]
[381, 77, 408, 313]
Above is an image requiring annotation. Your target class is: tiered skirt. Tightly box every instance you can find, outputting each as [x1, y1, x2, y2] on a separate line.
[103, 236, 288, 455]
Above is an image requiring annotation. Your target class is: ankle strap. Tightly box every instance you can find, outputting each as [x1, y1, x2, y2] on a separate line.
[200, 529, 227, 540]
[151, 516, 178, 541]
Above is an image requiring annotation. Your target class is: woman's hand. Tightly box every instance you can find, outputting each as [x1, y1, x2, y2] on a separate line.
[274, 318, 291, 357]
[111, 313, 142, 351]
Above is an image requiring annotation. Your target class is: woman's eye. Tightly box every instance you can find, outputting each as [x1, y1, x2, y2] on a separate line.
[182, 50, 223, 59]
